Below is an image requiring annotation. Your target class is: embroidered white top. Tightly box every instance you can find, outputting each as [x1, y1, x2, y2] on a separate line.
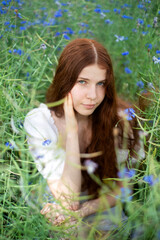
[24, 103, 145, 181]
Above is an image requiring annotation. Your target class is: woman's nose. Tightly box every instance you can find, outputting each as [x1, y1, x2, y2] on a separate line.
[86, 85, 96, 100]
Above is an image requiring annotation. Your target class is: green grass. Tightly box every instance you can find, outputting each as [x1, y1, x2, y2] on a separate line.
[0, 0, 160, 239]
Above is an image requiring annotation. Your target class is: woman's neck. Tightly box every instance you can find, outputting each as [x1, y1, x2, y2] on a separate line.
[75, 112, 92, 128]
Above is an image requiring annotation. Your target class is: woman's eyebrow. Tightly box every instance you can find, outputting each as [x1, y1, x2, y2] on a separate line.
[77, 77, 90, 80]
[78, 77, 106, 81]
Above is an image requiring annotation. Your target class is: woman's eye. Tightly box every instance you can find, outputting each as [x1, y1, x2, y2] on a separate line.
[78, 80, 86, 84]
[97, 81, 105, 86]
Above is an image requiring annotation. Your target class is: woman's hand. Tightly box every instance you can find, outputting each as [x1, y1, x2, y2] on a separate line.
[40, 203, 77, 226]
[64, 93, 78, 134]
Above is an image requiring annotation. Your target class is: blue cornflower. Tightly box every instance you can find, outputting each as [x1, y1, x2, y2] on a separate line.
[132, 28, 137, 32]
[8, 50, 12, 53]
[159, 11, 160, 14]
[147, 24, 152, 28]
[142, 31, 148, 35]
[20, 20, 27, 24]
[54, 9, 62, 17]
[126, 169, 136, 178]
[80, 22, 88, 27]
[20, 26, 26, 31]
[13, 49, 24, 55]
[78, 29, 87, 34]
[125, 67, 132, 74]
[105, 19, 113, 24]
[4, 21, 10, 25]
[66, 27, 74, 35]
[116, 187, 132, 203]
[0, 6, 7, 14]
[61, 3, 67, 6]
[103, 9, 110, 13]
[63, 34, 70, 40]
[10, 24, 16, 28]
[26, 72, 30, 78]
[124, 108, 135, 120]
[118, 167, 136, 178]
[143, 175, 159, 186]
[42, 139, 52, 146]
[27, 55, 31, 61]
[137, 18, 144, 25]
[5, 142, 14, 149]
[17, 49, 23, 55]
[121, 15, 133, 19]
[122, 51, 129, 56]
[14, 12, 22, 18]
[10, 6, 16, 10]
[2, 1, 7, 5]
[137, 4, 144, 9]
[145, 43, 152, 49]
[156, 50, 160, 54]
[123, 4, 131, 7]
[55, 32, 61, 37]
[114, 8, 121, 14]
[136, 80, 144, 88]
[40, 7, 46, 10]
[94, 8, 101, 13]
[0, 35, 3, 39]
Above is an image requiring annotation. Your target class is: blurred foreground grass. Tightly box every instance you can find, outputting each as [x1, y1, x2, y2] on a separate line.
[0, 0, 160, 239]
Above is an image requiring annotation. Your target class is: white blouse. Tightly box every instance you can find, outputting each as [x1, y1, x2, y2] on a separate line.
[24, 103, 65, 180]
[24, 103, 145, 180]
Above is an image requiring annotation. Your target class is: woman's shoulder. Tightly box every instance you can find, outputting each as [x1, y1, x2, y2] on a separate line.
[24, 103, 58, 140]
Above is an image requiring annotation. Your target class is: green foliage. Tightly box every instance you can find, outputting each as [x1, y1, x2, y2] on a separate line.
[0, 0, 160, 239]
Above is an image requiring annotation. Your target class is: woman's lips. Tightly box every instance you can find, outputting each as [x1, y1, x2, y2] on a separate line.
[82, 104, 96, 109]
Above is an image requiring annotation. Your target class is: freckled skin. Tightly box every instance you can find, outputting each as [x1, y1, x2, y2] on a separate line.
[70, 64, 106, 117]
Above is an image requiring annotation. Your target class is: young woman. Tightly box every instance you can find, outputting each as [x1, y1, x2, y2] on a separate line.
[24, 38, 144, 227]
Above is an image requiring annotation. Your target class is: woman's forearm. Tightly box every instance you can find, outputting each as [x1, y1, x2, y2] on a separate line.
[61, 132, 81, 194]
[48, 131, 81, 209]
[76, 188, 120, 218]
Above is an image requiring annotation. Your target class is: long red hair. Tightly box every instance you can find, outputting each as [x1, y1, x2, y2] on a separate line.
[46, 38, 139, 197]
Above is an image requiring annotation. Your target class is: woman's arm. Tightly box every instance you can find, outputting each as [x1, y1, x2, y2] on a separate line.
[76, 184, 122, 218]
[47, 93, 81, 209]
[41, 181, 123, 226]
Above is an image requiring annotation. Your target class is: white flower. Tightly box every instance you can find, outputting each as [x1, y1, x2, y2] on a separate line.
[147, 82, 155, 90]
[84, 159, 98, 174]
[114, 34, 125, 42]
[152, 56, 160, 64]
[40, 43, 47, 50]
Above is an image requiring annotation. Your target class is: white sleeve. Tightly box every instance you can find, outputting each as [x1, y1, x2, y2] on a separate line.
[24, 104, 65, 180]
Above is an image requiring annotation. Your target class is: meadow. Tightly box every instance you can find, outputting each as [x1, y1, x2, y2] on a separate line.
[0, 0, 160, 239]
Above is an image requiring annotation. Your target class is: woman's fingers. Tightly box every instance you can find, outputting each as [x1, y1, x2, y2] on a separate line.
[64, 93, 74, 117]
[40, 203, 51, 215]
[53, 215, 66, 225]
[64, 93, 78, 133]
[40, 203, 59, 215]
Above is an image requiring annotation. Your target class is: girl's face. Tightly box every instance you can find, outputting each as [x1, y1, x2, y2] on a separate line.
[70, 64, 106, 117]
